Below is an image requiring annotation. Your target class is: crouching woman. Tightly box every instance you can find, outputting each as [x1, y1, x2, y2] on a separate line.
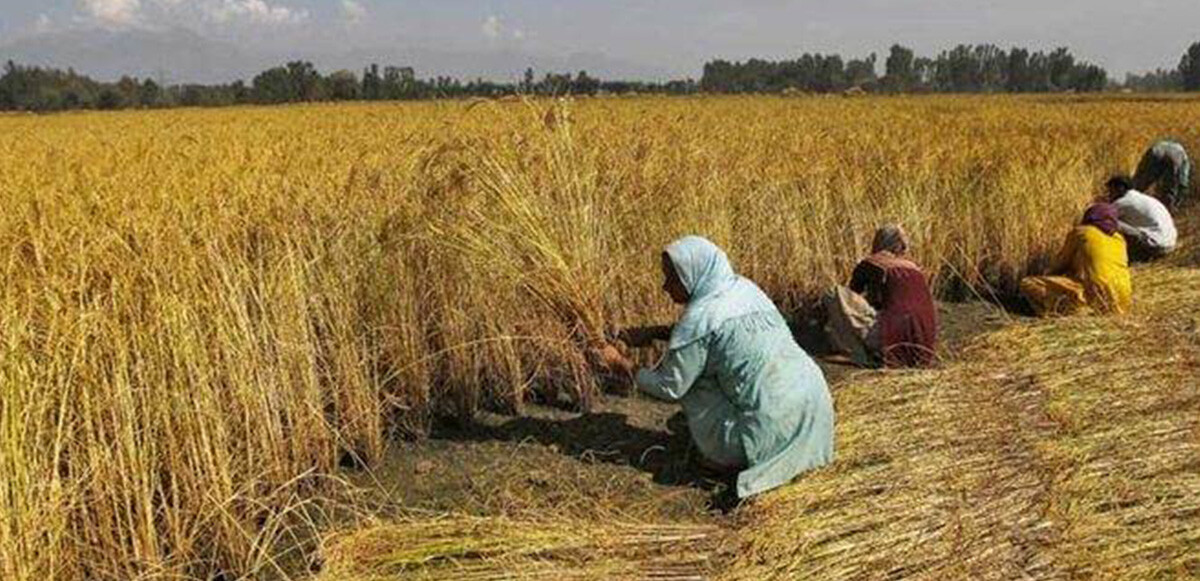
[822, 224, 938, 368]
[1019, 203, 1132, 316]
[592, 236, 835, 499]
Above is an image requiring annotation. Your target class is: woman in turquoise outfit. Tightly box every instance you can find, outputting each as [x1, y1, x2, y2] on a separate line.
[593, 236, 836, 499]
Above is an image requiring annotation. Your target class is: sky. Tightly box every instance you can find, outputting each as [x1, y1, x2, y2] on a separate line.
[0, 0, 1197, 80]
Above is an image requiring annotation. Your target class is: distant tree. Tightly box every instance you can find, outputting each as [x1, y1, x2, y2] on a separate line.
[934, 45, 982, 91]
[252, 66, 293, 103]
[1026, 51, 1053, 91]
[177, 84, 238, 107]
[362, 64, 382, 100]
[382, 66, 417, 98]
[700, 59, 735, 92]
[138, 78, 160, 107]
[1125, 68, 1182, 92]
[1006, 48, 1031, 92]
[229, 80, 250, 103]
[114, 76, 140, 105]
[572, 70, 600, 95]
[523, 67, 535, 93]
[975, 45, 1006, 91]
[663, 78, 698, 95]
[0, 61, 108, 111]
[1179, 41, 1200, 90]
[178, 85, 204, 107]
[327, 70, 360, 100]
[845, 54, 878, 88]
[0, 61, 14, 108]
[253, 61, 325, 103]
[1046, 47, 1075, 90]
[814, 55, 846, 92]
[883, 45, 916, 91]
[912, 57, 934, 89]
[287, 61, 325, 101]
[1068, 64, 1107, 92]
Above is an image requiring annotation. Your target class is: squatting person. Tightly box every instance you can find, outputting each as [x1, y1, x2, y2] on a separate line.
[1106, 175, 1177, 262]
[1133, 139, 1191, 209]
[822, 224, 939, 368]
[1019, 203, 1132, 316]
[591, 236, 835, 500]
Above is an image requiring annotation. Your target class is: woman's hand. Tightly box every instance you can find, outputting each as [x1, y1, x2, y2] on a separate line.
[588, 341, 635, 377]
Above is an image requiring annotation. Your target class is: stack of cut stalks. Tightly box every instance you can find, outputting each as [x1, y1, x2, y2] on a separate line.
[319, 517, 724, 580]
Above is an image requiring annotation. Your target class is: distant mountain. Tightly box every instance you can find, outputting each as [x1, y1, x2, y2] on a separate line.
[0, 27, 677, 84]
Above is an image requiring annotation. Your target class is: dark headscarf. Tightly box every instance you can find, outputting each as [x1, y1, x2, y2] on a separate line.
[1082, 203, 1120, 236]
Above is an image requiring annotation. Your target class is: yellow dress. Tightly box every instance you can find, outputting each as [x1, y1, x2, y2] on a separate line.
[1020, 225, 1132, 316]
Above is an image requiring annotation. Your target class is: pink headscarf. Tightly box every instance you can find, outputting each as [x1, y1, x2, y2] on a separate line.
[1082, 203, 1120, 236]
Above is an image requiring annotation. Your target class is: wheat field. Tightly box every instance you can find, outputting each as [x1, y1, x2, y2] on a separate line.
[1, 95, 1197, 580]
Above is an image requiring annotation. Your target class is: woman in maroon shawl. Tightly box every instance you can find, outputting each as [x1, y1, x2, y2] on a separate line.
[823, 225, 939, 367]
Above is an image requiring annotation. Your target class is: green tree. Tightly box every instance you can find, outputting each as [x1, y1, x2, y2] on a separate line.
[572, 70, 600, 95]
[362, 64, 382, 100]
[252, 66, 293, 103]
[1179, 42, 1200, 90]
[97, 87, 125, 110]
[327, 70, 360, 101]
[1006, 48, 1031, 92]
[884, 44, 915, 91]
[523, 67, 535, 93]
[845, 54, 877, 88]
[138, 78, 161, 107]
[1047, 47, 1075, 90]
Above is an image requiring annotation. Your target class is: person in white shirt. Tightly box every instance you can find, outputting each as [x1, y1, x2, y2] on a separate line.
[1106, 175, 1177, 262]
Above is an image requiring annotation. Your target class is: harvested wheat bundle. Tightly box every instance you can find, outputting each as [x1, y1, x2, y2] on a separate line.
[723, 263, 1200, 580]
[318, 515, 724, 581]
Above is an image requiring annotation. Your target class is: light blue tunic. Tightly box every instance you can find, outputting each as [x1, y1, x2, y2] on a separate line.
[636, 236, 836, 498]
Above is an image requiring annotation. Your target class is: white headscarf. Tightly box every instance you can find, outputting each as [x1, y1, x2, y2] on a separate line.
[665, 236, 781, 350]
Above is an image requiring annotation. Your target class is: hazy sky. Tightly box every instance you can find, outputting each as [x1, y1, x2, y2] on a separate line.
[1, 0, 1197, 78]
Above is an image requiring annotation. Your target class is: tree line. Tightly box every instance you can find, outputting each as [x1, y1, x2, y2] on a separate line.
[703, 42, 1200, 95]
[3, 41, 1200, 112]
[0, 60, 698, 112]
[701, 44, 1109, 94]
[1125, 43, 1200, 92]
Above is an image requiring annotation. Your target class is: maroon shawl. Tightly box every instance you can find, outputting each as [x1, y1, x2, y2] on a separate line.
[857, 252, 939, 367]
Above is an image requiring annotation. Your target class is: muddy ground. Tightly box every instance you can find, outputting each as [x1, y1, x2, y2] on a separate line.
[349, 300, 1009, 525]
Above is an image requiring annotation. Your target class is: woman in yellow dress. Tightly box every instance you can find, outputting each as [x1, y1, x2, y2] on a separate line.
[1020, 203, 1132, 316]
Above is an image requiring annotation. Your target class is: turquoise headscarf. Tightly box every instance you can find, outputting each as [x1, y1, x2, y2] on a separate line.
[665, 236, 779, 350]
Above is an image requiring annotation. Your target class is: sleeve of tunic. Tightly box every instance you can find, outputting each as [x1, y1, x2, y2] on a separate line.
[849, 261, 875, 294]
[635, 340, 709, 402]
[1049, 229, 1083, 275]
[850, 260, 886, 309]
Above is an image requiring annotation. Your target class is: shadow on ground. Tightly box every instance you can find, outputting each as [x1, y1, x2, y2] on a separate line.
[432, 408, 719, 490]
[351, 297, 1008, 526]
